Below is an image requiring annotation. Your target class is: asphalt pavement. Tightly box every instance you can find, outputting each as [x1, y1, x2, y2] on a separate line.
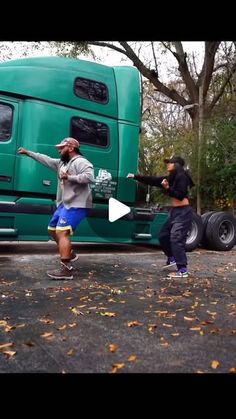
[0, 242, 235, 373]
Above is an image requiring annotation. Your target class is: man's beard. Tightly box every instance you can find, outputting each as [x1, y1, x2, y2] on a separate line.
[60, 151, 70, 164]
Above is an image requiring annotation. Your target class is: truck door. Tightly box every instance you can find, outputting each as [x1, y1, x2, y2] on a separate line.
[70, 110, 119, 202]
[0, 99, 19, 191]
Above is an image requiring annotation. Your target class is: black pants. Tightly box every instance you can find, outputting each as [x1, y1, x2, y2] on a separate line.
[158, 206, 193, 268]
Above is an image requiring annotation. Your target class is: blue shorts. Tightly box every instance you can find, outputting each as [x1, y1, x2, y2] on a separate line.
[48, 204, 88, 235]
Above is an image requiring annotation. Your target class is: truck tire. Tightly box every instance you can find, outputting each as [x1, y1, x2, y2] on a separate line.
[204, 211, 236, 251]
[185, 212, 203, 252]
[200, 211, 217, 248]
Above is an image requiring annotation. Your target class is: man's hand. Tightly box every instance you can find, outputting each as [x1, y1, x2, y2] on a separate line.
[127, 173, 135, 179]
[17, 147, 29, 155]
[161, 178, 169, 189]
[60, 171, 68, 180]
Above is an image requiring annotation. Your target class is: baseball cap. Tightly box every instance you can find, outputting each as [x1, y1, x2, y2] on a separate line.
[55, 137, 80, 149]
[164, 156, 185, 166]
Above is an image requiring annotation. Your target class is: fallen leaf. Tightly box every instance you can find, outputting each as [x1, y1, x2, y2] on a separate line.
[148, 324, 157, 334]
[182, 291, 192, 297]
[4, 325, 16, 332]
[155, 310, 168, 317]
[109, 344, 117, 353]
[24, 341, 36, 347]
[100, 312, 116, 317]
[171, 333, 180, 337]
[229, 367, 236, 373]
[211, 360, 219, 369]
[206, 310, 217, 316]
[40, 318, 55, 325]
[67, 349, 74, 356]
[190, 327, 202, 331]
[128, 355, 137, 362]
[57, 325, 67, 330]
[16, 323, 26, 329]
[40, 331, 54, 338]
[160, 336, 169, 346]
[127, 320, 143, 327]
[70, 307, 84, 316]
[111, 288, 123, 295]
[3, 350, 17, 357]
[209, 327, 221, 334]
[184, 316, 196, 321]
[111, 363, 125, 373]
[0, 342, 14, 350]
[162, 323, 173, 328]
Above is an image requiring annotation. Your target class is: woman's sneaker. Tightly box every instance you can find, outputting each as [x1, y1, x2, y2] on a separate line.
[167, 268, 188, 278]
[162, 256, 176, 269]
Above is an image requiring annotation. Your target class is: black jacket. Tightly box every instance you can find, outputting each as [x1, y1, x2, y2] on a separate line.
[134, 164, 194, 201]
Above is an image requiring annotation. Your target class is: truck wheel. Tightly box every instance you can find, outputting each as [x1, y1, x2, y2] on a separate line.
[200, 211, 217, 248]
[205, 211, 236, 250]
[185, 212, 203, 252]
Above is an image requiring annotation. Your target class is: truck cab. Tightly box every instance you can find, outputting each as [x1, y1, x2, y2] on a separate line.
[0, 56, 165, 243]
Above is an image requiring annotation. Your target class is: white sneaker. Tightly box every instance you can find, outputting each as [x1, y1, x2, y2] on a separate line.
[167, 270, 189, 278]
[162, 258, 176, 269]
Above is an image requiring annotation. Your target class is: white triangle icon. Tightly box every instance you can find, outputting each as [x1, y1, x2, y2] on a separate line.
[108, 198, 131, 222]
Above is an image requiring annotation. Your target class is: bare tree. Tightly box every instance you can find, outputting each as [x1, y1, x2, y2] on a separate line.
[85, 42, 235, 128]
[82, 41, 236, 213]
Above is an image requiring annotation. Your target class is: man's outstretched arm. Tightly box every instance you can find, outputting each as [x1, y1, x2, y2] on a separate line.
[18, 147, 60, 172]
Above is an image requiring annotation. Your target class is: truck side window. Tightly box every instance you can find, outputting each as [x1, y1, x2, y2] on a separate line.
[0, 103, 13, 141]
[71, 116, 109, 147]
[74, 77, 108, 104]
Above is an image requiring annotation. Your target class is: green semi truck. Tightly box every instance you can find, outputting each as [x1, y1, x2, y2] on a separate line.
[0, 56, 235, 250]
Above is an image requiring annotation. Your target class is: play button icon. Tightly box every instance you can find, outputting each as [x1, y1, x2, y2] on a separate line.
[108, 198, 131, 222]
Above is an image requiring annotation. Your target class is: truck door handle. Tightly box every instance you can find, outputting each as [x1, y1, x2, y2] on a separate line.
[0, 175, 11, 182]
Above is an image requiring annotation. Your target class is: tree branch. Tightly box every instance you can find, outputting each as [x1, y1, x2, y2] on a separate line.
[88, 41, 129, 57]
[213, 62, 229, 72]
[151, 42, 158, 77]
[172, 42, 199, 103]
[119, 41, 189, 108]
[198, 41, 221, 98]
[209, 62, 236, 111]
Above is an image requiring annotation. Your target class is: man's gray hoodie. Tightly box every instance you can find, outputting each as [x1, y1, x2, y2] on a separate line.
[27, 151, 94, 209]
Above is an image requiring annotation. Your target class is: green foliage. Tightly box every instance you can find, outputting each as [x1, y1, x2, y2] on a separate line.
[52, 42, 95, 59]
[198, 99, 236, 210]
